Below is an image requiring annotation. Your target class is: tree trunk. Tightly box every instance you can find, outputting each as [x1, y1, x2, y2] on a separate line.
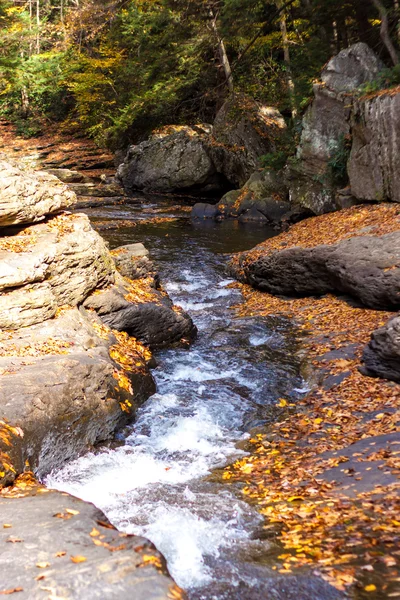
[371, 0, 399, 65]
[36, 0, 40, 54]
[21, 87, 30, 119]
[209, 10, 234, 93]
[394, 0, 400, 44]
[278, 4, 297, 118]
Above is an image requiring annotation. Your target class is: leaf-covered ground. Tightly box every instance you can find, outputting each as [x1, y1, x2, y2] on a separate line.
[224, 210, 400, 598]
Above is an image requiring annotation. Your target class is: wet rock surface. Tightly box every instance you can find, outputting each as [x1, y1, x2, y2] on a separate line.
[0, 307, 155, 485]
[83, 274, 196, 349]
[0, 487, 180, 600]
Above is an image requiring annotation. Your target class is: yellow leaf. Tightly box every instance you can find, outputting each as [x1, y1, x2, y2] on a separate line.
[364, 585, 377, 592]
[90, 528, 100, 537]
[70, 555, 87, 564]
[36, 562, 50, 569]
[65, 508, 79, 516]
[277, 399, 287, 407]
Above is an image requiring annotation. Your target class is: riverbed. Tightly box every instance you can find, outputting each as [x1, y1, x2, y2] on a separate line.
[46, 197, 315, 599]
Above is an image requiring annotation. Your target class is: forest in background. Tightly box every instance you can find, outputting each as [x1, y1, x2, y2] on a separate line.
[1, 0, 400, 150]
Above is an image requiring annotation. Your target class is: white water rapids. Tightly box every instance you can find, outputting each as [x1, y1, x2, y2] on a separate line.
[46, 212, 308, 599]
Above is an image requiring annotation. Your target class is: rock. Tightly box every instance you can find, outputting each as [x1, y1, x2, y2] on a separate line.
[111, 243, 154, 280]
[68, 182, 124, 198]
[191, 202, 220, 219]
[289, 43, 384, 215]
[0, 488, 180, 599]
[348, 90, 400, 203]
[217, 169, 289, 221]
[321, 42, 384, 93]
[231, 231, 400, 310]
[0, 160, 76, 227]
[284, 160, 338, 215]
[83, 275, 197, 349]
[117, 126, 218, 194]
[0, 213, 114, 329]
[45, 168, 89, 183]
[0, 307, 155, 485]
[238, 206, 269, 222]
[362, 315, 400, 382]
[210, 95, 287, 187]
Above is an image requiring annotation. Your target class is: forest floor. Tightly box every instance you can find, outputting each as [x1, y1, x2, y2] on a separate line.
[225, 210, 400, 599]
[0, 119, 115, 179]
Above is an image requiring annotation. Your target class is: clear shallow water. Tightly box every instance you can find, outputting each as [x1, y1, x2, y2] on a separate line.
[46, 200, 309, 599]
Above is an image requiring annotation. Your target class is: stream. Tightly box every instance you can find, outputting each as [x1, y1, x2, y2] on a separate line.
[46, 198, 313, 600]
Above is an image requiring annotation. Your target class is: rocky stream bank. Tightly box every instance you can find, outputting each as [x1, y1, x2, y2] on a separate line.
[1, 39, 400, 600]
[0, 140, 194, 597]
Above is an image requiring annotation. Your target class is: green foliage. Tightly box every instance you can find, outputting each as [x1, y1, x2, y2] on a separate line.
[0, 0, 395, 147]
[260, 150, 289, 171]
[358, 64, 400, 95]
[328, 134, 351, 186]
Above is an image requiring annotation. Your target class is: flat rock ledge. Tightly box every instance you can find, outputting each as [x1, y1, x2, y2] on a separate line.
[0, 485, 183, 600]
[0, 161, 195, 486]
[0, 159, 76, 227]
[229, 206, 400, 310]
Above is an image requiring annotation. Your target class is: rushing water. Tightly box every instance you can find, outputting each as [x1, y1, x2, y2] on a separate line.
[46, 198, 315, 599]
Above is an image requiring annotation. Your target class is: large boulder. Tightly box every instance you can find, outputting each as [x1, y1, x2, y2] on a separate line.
[230, 218, 400, 310]
[362, 315, 400, 382]
[0, 160, 76, 226]
[321, 42, 384, 93]
[0, 307, 155, 486]
[210, 95, 287, 187]
[111, 243, 155, 280]
[0, 489, 180, 600]
[217, 169, 289, 221]
[290, 43, 384, 215]
[117, 101, 288, 193]
[349, 91, 400, 202]
[117, 126, 221, 194]
[83, 274, 196, 349]
[0, 213, 114, 329]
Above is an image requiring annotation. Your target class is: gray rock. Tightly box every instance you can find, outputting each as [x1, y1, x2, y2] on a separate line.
[111, 243, 154, 280]
[0, 307, 155, 485]
[45, 168, 89, 183]
[362, 315, 400, 382]
[321, 42, 384, 93]
[290, 43, 384, 214]
[349, 92, 400, 202]
[210, 96, 287, 187]
[68, 182, 124, 198]
[217, 169, 289, 220]
[231, 231, 400, 310]
[238, 207, 269, 222]
[83, 275, 196, 349]
[0, 213, 115, 329]
[117, 127, 217, 193]
[191, 203, 220, 219]
[0, 160, 76, 227]
[0, 489, 179, 600]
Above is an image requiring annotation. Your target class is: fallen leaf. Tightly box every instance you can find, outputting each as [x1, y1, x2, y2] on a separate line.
[70, 555, 87, 563]
[36, 562, 50, 569]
